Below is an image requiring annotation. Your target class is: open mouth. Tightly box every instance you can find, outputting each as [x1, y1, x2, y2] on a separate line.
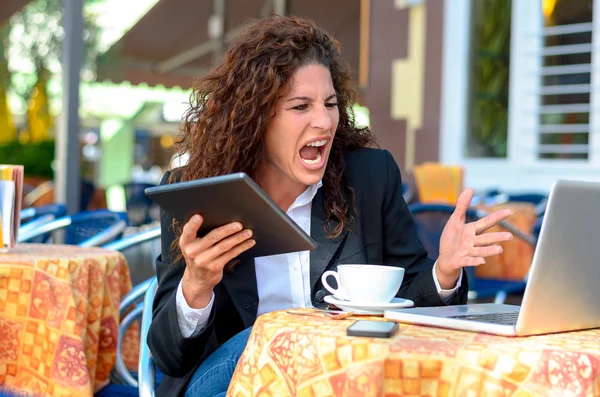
[299, 139, 328, 167]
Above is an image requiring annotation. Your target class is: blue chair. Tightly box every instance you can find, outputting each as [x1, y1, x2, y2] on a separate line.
[486, 192, 548, 217]
[19, 214, 56, 240]
[506, 193, 547, 205]
[100, 228, 161, 394]
[19, 204, 69, 243]
[103, 227, 161, 253]
[97, 277, 158, 397]
[123, 183, 158, 226]
[138, 277, 158, 396]
[18, 210, 128, 247]
[506, 193, 547, 217]
[408, 203, 534, 303]
[20, 203, 68, 223]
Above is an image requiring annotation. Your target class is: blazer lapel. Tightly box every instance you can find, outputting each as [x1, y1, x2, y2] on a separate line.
[221, 257, 258, 327]
[309, 189, 348, 290]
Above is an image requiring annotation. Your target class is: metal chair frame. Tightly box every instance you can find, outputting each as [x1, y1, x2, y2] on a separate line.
[18, 210, 128, 247]
[102, 227, 160, 391]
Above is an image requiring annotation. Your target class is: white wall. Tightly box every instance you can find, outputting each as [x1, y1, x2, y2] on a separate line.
[440, 0, 600, 193]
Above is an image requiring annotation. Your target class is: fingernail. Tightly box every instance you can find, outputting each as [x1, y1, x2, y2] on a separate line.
[245, 229, 253, 237]
[236, 223, 243, 231]
[509, 211, 514, 215]
[194, 215, 201, 223]
[482, 259, 486, 264]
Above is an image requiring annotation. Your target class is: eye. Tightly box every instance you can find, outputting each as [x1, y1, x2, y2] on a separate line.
[325, 102, 339, 108]
[291, 104, 308, 111]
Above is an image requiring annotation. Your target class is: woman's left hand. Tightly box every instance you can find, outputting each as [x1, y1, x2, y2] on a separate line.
[436, 188, 514, 289]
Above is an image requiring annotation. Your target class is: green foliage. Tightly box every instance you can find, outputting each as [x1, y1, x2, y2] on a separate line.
[0, 140, 54, 178]
[4, 0, 102, 100]
[469, 0, 512, 158]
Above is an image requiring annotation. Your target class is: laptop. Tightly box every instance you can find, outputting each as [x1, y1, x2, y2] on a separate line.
[384, 179, 600, 336]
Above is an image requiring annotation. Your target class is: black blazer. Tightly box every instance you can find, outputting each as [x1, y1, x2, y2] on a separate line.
[148, 148, 469, 396]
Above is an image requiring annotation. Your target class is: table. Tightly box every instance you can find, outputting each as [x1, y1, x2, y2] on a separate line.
[0, 244, 139, 396]
[475, 202, 538, 281]
[228, 310, 600, 397]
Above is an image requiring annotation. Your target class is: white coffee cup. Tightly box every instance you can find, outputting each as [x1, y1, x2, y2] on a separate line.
[321, 264, 405, 304]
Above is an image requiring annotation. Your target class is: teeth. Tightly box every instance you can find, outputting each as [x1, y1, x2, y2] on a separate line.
[306, 139, 327, 147]
[301, 151, 322, 165]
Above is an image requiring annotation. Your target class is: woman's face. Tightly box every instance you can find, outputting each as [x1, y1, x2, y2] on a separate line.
[261, 64, 340, 190]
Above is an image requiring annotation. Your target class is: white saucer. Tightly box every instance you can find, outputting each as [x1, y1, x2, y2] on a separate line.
[324, 295, 414, 315]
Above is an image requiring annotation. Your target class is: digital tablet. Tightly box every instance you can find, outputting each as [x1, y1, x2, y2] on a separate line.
[145, 172, 317, 258]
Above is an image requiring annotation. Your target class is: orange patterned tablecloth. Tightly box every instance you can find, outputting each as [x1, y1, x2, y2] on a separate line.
[228, 310, 600, 397]
[0, 244, 139, 396]
[475, 202, 538, 281]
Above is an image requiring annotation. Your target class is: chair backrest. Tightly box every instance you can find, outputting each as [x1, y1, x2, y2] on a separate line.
[102, 227, 161, 252]
[485, 192, 548, 217]
[19, 214, 56, 237]
[18, 210, 129, 246]
[66, 210, 128, 246]
[507, 193, 547, 205]
[20, 203, 68, 223]
[139, 277, 158, 396]
[508, 193, 548, 217]
[107, 228, 161, 390]
[110, 276, 159, 392]
[412, 163, 464, 205]
[19, 204, 69, 243]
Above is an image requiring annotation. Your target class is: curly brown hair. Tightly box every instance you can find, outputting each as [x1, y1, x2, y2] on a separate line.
[170, 15, 375, 262]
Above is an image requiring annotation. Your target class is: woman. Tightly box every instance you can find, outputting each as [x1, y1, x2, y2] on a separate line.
[148, 15, 513, 397]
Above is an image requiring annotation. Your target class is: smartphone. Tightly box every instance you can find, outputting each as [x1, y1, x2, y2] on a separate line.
[346, 320, 399, 338]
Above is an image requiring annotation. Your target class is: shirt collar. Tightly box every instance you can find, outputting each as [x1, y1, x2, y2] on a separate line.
[288, 180, 323, 211]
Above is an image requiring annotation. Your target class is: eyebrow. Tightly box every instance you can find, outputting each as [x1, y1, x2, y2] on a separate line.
[287, 94, 338, 102]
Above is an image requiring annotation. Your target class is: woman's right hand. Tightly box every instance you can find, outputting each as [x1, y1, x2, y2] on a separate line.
[179, 215, 255, 308]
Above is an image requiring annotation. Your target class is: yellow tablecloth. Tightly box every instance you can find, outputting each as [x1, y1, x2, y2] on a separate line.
[0, 244, 139, 396]
[228, 310, 600, 397]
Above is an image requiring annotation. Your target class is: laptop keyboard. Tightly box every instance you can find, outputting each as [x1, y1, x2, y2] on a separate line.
[448, 311, 519, 325]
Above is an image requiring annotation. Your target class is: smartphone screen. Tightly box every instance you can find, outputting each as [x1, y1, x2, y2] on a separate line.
[346, 320, 399, 338]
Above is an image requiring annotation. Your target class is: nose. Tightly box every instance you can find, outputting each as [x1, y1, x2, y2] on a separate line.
[311, 104, 333, 132]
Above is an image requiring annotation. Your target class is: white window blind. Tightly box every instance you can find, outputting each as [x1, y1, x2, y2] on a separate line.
[538, 3, 594, 160]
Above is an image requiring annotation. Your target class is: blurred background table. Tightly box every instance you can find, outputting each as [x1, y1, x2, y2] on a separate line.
[0, 244, 138, 397]
[228, 310, 600, 397]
